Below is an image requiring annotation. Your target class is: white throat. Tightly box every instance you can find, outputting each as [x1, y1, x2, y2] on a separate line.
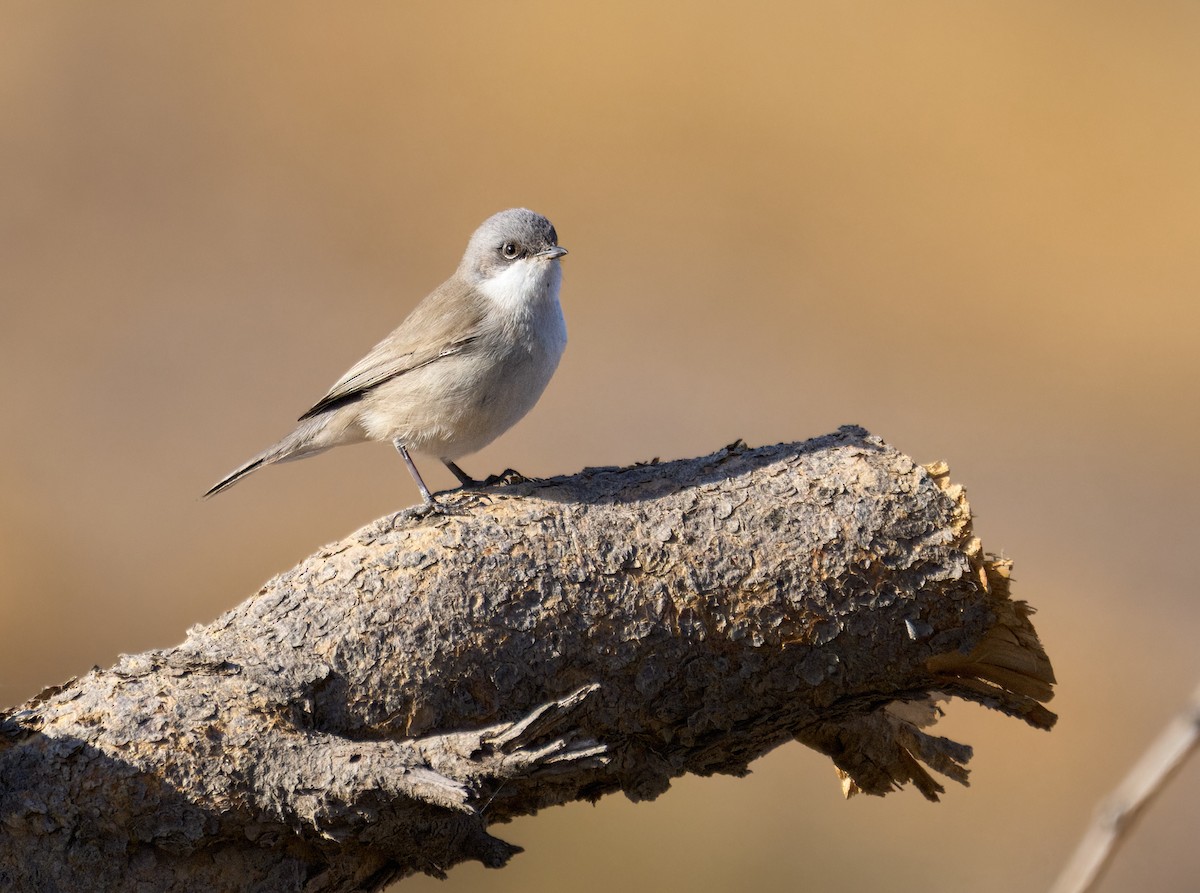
[477, 258, 562, 316]
[476, 257, 567, 362]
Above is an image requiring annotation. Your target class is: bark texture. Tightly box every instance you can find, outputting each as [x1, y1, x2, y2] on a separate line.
[0, 427, 1056, 891]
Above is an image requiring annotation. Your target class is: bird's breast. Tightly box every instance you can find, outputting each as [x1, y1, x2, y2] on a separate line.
[359, 285, 565, 460]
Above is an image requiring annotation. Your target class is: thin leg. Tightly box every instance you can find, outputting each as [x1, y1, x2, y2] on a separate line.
[443, 460, 480, 487]
[394, 439, 435, 504]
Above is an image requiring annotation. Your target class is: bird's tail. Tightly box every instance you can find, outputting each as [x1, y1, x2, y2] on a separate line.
[203, 416, 338, 498]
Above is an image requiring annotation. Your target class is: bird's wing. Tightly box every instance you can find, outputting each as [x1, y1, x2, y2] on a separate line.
[298, 279, 487, 421]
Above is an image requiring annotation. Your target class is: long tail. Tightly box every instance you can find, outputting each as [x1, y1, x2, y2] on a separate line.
[203, 416, 337, 498]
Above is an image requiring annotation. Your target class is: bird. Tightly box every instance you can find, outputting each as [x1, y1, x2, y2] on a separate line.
[204, 208, 568, 505]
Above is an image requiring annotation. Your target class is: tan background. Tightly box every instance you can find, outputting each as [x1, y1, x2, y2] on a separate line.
[3, 3, 1199, 891]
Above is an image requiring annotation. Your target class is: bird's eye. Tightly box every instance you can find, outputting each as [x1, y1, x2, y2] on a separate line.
[501, 242, 520, 259]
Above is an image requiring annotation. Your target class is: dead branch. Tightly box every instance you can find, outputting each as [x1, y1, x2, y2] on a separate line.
[1050, 681, 1200, 893]
[0, 426, 1056, 892]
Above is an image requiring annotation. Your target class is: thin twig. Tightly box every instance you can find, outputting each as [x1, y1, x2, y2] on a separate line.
[1050, 682, 1200, 893]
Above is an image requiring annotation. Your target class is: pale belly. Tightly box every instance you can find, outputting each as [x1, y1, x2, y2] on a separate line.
[358, 333, 563, 460]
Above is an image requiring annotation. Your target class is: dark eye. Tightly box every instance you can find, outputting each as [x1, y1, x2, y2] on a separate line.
[501, 242, 520, 259]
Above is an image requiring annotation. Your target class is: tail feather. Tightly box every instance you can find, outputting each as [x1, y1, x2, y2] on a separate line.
[203, 455, 271, 498]
[203, 417, 338, 498]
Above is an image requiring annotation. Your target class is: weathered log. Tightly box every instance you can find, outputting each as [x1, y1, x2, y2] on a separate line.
[0, 426, 1056, 892]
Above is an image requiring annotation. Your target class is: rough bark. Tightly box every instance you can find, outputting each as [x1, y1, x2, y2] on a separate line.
[0, 426, 1057, 892]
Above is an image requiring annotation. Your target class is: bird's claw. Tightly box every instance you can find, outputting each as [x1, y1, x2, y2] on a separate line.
[389, 498, 466, 526]
[480, 468, 533, 487]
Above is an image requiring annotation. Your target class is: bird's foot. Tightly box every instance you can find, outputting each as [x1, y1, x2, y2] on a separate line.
[480, 468, 533, 487]
[388, 496, 471, 527]
[443, 461, 534, 491]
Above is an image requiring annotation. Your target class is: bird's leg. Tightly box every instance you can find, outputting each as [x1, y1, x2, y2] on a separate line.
[394, 440, 435, 505]
[443, 460, 481, 488]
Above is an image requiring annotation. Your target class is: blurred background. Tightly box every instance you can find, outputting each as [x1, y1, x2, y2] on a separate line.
[2, 2, 1198, 890]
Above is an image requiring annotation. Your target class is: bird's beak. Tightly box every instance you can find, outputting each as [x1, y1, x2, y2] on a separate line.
[537, 246, 568, 259]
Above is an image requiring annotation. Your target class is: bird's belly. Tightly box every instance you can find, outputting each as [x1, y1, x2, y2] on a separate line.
[358, 341, 561, 460]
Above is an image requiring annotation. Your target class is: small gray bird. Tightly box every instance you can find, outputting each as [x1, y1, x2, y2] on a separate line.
[204, 208, 567, 505]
